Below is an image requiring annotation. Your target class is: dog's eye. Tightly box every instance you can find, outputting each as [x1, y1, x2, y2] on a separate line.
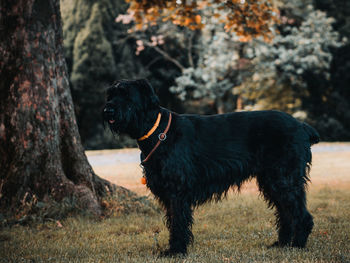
[107, 87, 127, 99]
[115, 87, 130, 100]
[106, 84, 130, 102]
[119, 87, 128, 96]
[106, 88, 116, 98]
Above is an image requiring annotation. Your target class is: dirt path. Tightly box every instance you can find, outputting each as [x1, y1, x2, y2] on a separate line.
[86, 143, 350, 195]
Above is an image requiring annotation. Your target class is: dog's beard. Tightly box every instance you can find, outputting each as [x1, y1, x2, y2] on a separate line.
[102, 110, 121, 135]
[107, 121, 119, 134]
[105, 107, 138, 136]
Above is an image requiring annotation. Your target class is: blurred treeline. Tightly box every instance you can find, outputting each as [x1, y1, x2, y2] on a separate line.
[60, 0, 350, 149]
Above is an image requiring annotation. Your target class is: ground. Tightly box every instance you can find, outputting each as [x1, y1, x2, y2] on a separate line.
[0, 142, 349, 262]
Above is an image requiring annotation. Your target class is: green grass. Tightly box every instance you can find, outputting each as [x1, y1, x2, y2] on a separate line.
[1, 187, 350, 263]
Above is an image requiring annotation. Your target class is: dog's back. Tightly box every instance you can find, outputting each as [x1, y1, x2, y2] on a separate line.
[167, 110, 318, 202]
[175, 110, 319, 164]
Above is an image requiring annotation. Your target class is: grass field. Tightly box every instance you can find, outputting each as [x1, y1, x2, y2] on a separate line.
[1, 143, 350, 262]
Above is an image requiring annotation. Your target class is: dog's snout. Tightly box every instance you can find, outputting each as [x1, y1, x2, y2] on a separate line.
[103, 105, 116, 124]
[104, 107, 115, 114]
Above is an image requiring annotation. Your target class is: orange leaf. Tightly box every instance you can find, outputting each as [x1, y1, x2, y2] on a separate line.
[195, 15, 201, 24]
[184, 17, 192, 26]
[135, 23, 143, 30]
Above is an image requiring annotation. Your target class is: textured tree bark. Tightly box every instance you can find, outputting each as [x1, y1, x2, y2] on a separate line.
[0, 0, 115, 216]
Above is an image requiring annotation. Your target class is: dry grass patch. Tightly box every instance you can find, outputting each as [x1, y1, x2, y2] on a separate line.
[1, 143, 350, 262]
[1, 187, 349, 262]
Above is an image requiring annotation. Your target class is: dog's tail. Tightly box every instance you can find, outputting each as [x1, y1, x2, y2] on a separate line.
[302, 123, 320, 145]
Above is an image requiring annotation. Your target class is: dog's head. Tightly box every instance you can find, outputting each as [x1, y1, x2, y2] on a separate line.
[103, 79, 160, 137]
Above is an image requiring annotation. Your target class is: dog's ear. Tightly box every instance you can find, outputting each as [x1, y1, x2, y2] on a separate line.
[136, 79, 159, 109]
[106, 80, 130, 101]
[106, 81, 121, 100]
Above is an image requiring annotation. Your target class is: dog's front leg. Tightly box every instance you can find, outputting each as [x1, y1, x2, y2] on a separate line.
[163, 197, 193, 255]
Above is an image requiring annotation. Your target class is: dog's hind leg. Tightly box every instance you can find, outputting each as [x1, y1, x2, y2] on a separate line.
[163, 198, 194, 255]
[291, 166, 314, 248]
[292, 206, 313, 248]
[257, 166, 313, 248]
[257, 172, 294, 247]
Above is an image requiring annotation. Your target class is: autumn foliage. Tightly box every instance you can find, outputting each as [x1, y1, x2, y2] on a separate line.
[122, 0, 279, 41]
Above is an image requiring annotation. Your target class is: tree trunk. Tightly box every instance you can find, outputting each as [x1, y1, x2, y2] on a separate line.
[0, 0, 115, 216]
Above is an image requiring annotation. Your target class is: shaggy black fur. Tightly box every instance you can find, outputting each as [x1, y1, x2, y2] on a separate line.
[103, 79, 320, 256]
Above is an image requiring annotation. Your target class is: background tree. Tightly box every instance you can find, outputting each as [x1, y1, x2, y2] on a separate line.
[61, 0, 145, 149]
[116, 2, 256, 114]
[237, 1, 349, 140]
[61, 0, 187, 149]
[61, 0, 280, 148]
[125, 0, 279, 40]
[238, 7, 344, 113]
[312, 0, 350, 140]
[59, 0, 350, 150]
[122, 0, 349, 140]
[0, 0, 117, 218]
[168, 19, 249, 114]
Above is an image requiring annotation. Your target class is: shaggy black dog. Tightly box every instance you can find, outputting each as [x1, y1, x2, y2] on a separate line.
[103, 79, 320, 256]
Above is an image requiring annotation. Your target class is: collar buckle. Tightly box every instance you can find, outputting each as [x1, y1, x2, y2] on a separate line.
[158, 133, 167, 141]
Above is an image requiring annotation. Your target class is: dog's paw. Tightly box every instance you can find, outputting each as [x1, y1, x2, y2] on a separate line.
[159, 249, 186, 258]
[268, 241, 287, 248]
[269, 241, 279, 248]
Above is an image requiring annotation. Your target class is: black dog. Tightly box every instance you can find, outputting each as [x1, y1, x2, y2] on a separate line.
[103, 79, 320, 255]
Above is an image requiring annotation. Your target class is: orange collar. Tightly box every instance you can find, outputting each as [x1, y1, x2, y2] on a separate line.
[141, 112, 172, 164]
[138, 113, 161, 141]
